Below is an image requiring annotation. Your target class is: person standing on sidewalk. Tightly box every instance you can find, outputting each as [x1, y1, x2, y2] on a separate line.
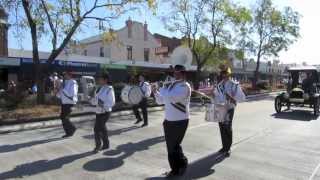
[91, 72, 115, 153]
[56, 71, 78, 138]
[153, 65, 191, 178]
[214, 66, 245, 157]
[133, 74, 151, 127]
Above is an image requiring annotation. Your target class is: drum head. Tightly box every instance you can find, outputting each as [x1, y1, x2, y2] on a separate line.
[121, 85, 144, 105]
[128, 86, 144, 105]
[121, 86, 132, 104]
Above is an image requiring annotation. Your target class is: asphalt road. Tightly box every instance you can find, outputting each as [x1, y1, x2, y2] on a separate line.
[0, 96, 320, 180]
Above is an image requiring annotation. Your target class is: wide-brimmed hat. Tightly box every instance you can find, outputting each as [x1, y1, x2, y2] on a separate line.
[96, 72, 110, 80]
[174, 65, 186, 72]
[219, 65, 232, 75]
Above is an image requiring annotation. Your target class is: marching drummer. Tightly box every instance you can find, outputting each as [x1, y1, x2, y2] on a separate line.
[133, 74, 151, 127]
[56, 70, 78, 138]
[91, 72, 115, 153]
[214, 65, 245, 157]
[153, 65, 191, 178]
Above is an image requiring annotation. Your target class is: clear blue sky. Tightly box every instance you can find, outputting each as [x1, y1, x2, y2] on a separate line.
[7, 0, 320, 65]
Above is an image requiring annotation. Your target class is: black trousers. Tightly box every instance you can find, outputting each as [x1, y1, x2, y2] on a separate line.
[60, 104, 76, 135]
[218, 108, 235, 152]
[163, 120, 189, 173]
[94, 112, 110, 147]
[133, 98, 148, 124]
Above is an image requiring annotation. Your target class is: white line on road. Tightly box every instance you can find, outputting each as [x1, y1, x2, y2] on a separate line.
[189, 122, 214, 130]
[309, 162, 320, 180]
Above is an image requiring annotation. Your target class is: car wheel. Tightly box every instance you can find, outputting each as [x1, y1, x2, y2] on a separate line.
[275, 97, 282, 113]
[314, 98, 320, 116]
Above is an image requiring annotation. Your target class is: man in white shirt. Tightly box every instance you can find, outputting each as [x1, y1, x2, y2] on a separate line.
[153, 65, 191, 178]
[56, 71, 78, 138]
[214, 66, 245, 157]
[91, 72, 115, 153]
[133, 74, 151, 127]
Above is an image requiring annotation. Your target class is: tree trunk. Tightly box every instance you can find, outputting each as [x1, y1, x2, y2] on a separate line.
[35, 63, 45, 104]
[193, 67, 201, 90]
[253, 54, 261, 89]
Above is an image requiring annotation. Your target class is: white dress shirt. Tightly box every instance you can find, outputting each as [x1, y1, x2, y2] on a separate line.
[140, 81, 152, 98]
[91, 85, 115, 114]
[214, 79, 246, 108]
[57, 79, 78, 105]
[154, 80, 191, 121]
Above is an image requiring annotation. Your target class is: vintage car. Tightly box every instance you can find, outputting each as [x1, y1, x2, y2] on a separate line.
[275, 66, 320, 116]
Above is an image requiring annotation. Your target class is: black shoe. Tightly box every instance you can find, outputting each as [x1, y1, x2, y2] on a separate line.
[92, 147, 101, 153]
[163, 171, 178, 178]
[141, 123, 148, 127]
[218, 148, 230, 157]
[61, 134, 73, 138]
[70, 128, 76, 136]
[177, 167, 187, 176]
[101, 143, 110, 150]
[134, 120, 142, 124]
[225, 151, 231, 157]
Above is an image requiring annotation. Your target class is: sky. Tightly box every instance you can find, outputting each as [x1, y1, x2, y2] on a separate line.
[7, 0, 320, 65]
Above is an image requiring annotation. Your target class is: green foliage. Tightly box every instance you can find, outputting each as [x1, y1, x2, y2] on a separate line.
[164, 0, 251, 73]
[247, 0, 300, 84]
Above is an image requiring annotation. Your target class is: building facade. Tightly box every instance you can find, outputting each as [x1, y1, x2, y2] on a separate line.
[71, 19, 166, 64]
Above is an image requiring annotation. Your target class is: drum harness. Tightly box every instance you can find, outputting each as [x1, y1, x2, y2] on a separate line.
[168, 80, 188, 114]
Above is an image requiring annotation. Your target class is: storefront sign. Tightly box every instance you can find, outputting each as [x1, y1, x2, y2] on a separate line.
[102, 64, 127, 70]
[0, 57, 20, 66]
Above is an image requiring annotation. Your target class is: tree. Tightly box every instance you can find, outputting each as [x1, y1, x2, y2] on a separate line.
[2, 0, 156, 104]
[163, 0, 250, 89]
[248, 0, 300, 88]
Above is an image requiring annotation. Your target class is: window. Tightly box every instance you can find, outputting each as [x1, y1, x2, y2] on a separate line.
[83, 49, 87, 56]
[105, 47, 111, 58]
[127, 46, 133, 60]
[100, 47, 104, 57]
[144, 48, 150, 62]
[128, 27, 132, 38]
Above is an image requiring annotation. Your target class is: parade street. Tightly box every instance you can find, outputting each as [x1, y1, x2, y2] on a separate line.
[0, 96, 320, 180]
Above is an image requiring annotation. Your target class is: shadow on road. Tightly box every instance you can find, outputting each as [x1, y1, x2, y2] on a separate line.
[146, 152, 227, 180]
[82, 125, 141, 140]
[0, 151, 93, 179]
[83, 136, 165, 172]
[0, 137, 62, 153]
[271, 110, 318, 121]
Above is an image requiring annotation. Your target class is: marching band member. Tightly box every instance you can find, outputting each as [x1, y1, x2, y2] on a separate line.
[153, 65, 191, 178]
[56, 71, 78, 138]
[214, 66, 245, 157]
[133, 74, 151, 127]
[91, 72, 115, 153]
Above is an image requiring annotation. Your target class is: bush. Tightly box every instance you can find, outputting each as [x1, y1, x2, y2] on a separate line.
[256, 80, 270, 90]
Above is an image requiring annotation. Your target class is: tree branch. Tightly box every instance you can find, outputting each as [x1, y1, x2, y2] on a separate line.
[22, 0, 40, 64]
[40, 0, 57, 50]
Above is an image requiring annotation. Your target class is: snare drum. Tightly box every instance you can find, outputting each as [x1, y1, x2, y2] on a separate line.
[121, 85, 144, 105]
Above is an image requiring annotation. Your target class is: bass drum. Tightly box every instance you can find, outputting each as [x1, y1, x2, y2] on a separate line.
[121, 85, 144, 105]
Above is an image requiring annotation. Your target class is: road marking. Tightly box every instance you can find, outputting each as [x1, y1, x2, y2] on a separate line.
[231, 128, 271, 151]
[309, 162, 320, 180]
[189, 122, 214, 130]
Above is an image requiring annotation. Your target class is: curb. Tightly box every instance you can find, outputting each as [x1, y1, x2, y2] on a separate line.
[0, 106, 164, 134]
[245, 91, 283, 100]
[0, 104, 163, 126]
